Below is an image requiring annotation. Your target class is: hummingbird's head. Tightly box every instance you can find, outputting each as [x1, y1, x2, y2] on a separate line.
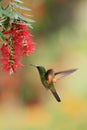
[30, 64, 46, 75]
[30, 64, 41, 69]
[30, 64, 46, 74]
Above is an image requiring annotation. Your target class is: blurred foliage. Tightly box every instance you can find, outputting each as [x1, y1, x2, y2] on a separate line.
[32, 0, 78, 36]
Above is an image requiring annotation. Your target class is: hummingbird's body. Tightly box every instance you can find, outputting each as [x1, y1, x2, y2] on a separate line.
[31, 64, 77, 102]
[36, 66, 48, 88]
[36, 66, 61, 101]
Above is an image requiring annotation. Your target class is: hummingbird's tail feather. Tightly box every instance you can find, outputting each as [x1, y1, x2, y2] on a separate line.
[50, 89, 61, 102]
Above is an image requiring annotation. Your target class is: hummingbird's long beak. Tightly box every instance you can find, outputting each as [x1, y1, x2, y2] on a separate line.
[30, 64, 37, 68]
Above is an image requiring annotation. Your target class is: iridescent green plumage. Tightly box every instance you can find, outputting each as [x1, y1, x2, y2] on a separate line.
[36, 66, 47, 88]
[36, 66, 61, 102]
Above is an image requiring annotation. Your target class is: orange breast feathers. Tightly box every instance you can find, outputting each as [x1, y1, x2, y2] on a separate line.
[46, 74, 53, 84]
[46, 74, 57, 84]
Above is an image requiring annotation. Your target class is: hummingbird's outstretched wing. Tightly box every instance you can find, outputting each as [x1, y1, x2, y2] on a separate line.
[50, 84, 61, 102]
[54, 68, 77, 81]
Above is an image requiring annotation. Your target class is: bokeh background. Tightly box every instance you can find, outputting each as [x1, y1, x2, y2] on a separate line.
[0, 0, 87, 130]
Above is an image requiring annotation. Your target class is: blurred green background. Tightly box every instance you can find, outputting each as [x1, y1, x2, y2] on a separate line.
[0, 0, 87, 130]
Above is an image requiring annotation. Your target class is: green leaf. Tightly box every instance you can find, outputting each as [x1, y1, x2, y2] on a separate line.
[0, 17, 7, 23]
[0, 0, 3, 2]
[0, 5, 3, 16]
[0, 31, 6, 41]
[0, 23, 2, 26]
[1, 10, 11, 17]
[24, 14, 32, 17]
[2, 17, 10, 29]
[1, 5, 16, 19]
[14, 0, 23, 4]
[12, 10, 19, 19]
[26, 23, 33, 29]
[18, 13, 35, 23]
[13, 3, 31, 11]
[1, 5, 11, 17]
[2, 4, 9, 10]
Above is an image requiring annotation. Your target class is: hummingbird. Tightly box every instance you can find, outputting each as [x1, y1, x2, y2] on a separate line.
[30, 64, 77, 102]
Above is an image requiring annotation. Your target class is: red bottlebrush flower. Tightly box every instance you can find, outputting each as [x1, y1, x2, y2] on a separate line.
[22, 38, 35, 56]
[13, 35, 24, 44]
[10, 29, 17, 36]
[2, 30, 9, 35]
[11, 57, 22, 72]
[15, 24, 27, 30]
[1, 57, 10, 72]
[23, 42, 35, 56]
[19, 30, 31, 38]
[14, 41, 23, 56]
[1, 57, 22, 73]
[0, 44, 9, 57]
[0, 23, 35, 74]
